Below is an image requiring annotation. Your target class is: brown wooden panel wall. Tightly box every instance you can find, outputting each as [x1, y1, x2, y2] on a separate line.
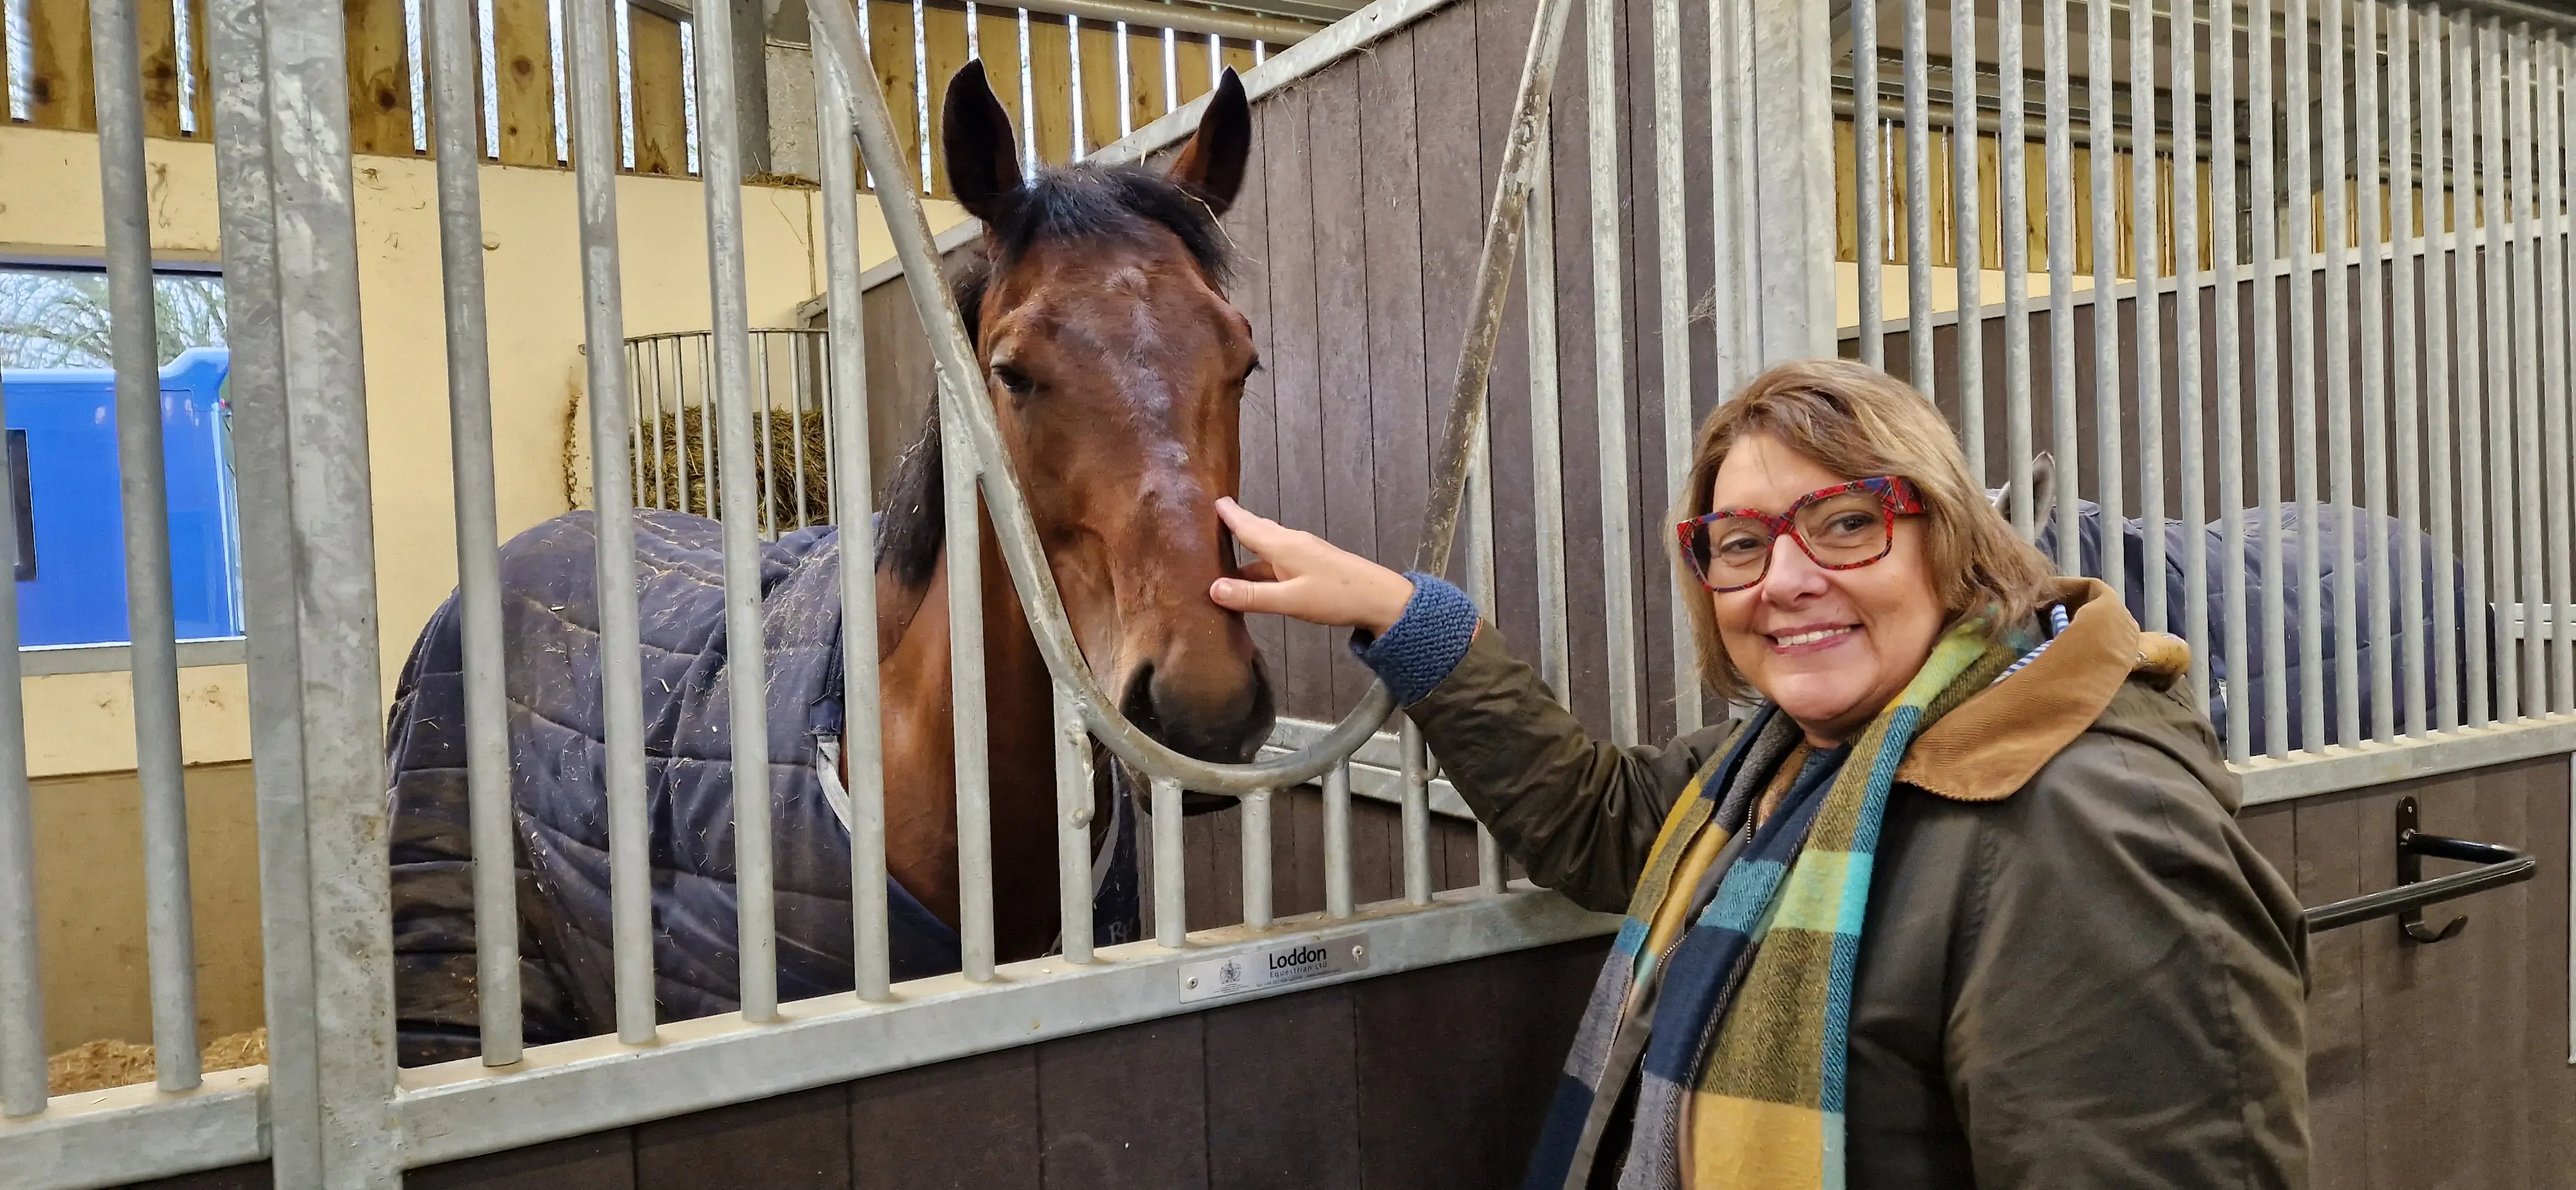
[137, 937, 1609, 1190]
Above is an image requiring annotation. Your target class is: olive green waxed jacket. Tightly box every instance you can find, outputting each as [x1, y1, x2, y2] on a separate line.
[1406, 579, 2311, 1189]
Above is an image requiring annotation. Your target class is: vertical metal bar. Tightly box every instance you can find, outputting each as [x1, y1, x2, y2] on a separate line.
[1708, 0, 1743, 399]
[2480, 16, 2516, 722]
[2254, 0, 2291, 757]
[1152, 775, 1185, 946]
[2289, 0, 2327, 751]
[1587, 0, 1639, 746]
[254, 0, 401, 1172]
[2356, 0, 2395, 742]
[1323, 759, 1353, 918]
[2547, 35, 2575, 712]
[695, 0, 781, 1017]
[1526, 126, 1572, 694]
[789, 335, 812, 529]
[1241, 788, 1274, 929]
[2510, 26, 2547, 718]
[2002, 0, 2034, 538]
[567, 0, 656, 1044]
[2214, 0, 2253, 759]
[757, 332, 780, 540]
[205, 0, 320, 1173]
[1953, 0, 1984, 480]
[942, 392, 996, 979]
[1906, 0, 1935, 390]
[1855, 0, 1884, 368]
[1652, 0, 1696, 734]
[2133, 0, 2164, 634]
[1400, 719, 1432, 905]
[1053, 688, 1094, 961]
[2088, 0, 2124, 600]
[2175, 0, 2209, 713]
[816, 47, 890, 997]
[2047, 0, 2082, 574]
[2425, 7, 2463, 732]
[0, 284, 35, 1117]
[425, 0, 519, 1065]
[2391, 0, 2429, 737]
[93, 0, 200, 1091]
[2322, 0, 2358, 748]
[2452, 10, 2490, 728]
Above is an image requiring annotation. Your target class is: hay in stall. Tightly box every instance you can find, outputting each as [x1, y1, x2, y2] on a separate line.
[50, 1028, 268, 1096]
[631, 406, 834, 532]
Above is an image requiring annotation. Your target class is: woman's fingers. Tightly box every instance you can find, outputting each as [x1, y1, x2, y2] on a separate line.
[1209, 573, 1287, 615]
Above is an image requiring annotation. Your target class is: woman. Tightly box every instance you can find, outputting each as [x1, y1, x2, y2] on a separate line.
[1209, 359, 2307, 1189]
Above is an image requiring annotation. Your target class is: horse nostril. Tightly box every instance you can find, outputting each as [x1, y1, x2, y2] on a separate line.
[1121, 663, 1162, 737]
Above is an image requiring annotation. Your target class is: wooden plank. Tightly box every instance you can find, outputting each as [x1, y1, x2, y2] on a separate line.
[185, 0, 213, 137]
[1171, 29, 1213, 109]
[1074, 16, 1123, 157]
[1356, 938, 1607, 1187]
[1616, 0, 1665, 740]
[1475, 0, 1545, 665]
[1203, 987, 1360, 1189]
[976, 6, 1025, 145]
[1257, 84, 1331, 722]
[1036, 1016, 1208, 1189]
[1837, 119, 1861, 263]
[410, 1131, 638, 1190]
[1218, 39, 1256, 80]
[1309, 66, 1376, 719]
[849, 1047, 1040, 1190]
[634, 1086, 850, 1190]
[1544, 0, 1609, 737]
[629, 9, 690, 176]
[1225, 104, 1285, 742]
[2523, 757, 2575, 1190]
[23, 0, 96, 132]
[491, 0, 558, 167]
[1414, 0, 1488, 644]
[1025, 14, 1075, 167]
[137, 0, 184, 140]
[345, 0, 415, 156]
[1124, 24, 1170, 144]
[922, 1, 972, 196]
[1358, 37, 1428, 609]
[870, 0, 924, 190]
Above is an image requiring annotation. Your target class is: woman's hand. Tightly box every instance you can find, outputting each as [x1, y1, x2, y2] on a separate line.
[1209, 498, 1417, 635]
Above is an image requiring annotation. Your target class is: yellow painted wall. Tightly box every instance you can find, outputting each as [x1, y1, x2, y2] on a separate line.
[1, 123, 965, 1047]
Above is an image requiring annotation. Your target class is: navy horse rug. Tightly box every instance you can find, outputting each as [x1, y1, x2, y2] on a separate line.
[387, 509, 1138, 1066]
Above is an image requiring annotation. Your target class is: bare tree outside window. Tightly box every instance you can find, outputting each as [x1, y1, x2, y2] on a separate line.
[0, 270, 229, 370]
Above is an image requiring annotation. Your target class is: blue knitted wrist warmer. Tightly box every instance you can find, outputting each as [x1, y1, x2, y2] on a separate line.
[1349, 574, 1479, 705]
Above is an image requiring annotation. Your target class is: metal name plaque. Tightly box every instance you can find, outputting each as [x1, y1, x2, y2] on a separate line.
[1179, 933, 1370, 1004]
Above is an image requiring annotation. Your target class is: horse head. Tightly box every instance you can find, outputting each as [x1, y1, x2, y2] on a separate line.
[926, 60, 1274, 764]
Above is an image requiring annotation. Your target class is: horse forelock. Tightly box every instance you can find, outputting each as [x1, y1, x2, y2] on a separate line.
[871, 160, 1236, 591]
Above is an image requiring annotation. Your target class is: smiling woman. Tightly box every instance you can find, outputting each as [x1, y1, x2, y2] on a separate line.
[1212, 358, 2311, 1189]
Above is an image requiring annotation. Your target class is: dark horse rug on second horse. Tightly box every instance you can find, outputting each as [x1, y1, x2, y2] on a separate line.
[386, 509, 1142, 1066]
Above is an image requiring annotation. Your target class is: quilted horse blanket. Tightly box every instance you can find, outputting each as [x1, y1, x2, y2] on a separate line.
[386, 509, 1139, 1066]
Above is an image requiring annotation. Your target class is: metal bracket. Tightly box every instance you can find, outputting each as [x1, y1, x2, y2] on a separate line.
[2301, 797, 2536, 944]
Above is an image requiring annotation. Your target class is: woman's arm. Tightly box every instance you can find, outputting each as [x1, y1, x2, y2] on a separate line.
[1211, 500, 1733, 913]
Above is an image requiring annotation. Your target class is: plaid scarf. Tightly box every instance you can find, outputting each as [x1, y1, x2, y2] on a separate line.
[1527, 618, 2025, 1190]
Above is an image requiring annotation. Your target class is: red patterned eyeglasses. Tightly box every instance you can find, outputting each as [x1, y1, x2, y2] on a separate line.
[1675, 476, 1924, 593]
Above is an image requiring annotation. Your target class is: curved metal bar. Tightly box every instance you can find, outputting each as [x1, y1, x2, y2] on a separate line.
[805, 0, 1576, 795]
[2302, 796, 2537, 935]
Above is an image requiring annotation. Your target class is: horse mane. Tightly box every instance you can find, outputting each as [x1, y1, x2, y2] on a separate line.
[872, 162, 1235, 589]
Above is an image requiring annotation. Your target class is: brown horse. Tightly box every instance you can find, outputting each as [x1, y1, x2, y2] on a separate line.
[860, 62, 1273, 961]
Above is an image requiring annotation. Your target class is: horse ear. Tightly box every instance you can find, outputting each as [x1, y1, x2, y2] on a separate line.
[1168, 68, 1251, 216]
[942, 60, 1023, 224]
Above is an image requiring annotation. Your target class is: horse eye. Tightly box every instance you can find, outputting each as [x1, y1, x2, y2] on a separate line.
[991, 363, 1035, 397]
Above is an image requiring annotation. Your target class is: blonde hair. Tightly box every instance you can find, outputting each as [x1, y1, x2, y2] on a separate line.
[1672, 359, 2058, 705]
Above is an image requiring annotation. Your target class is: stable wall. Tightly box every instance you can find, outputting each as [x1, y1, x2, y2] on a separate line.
[0, 122, 965, 1047]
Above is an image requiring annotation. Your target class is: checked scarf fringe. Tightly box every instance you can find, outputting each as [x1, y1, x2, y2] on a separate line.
[1526, 617, 2030, 1190]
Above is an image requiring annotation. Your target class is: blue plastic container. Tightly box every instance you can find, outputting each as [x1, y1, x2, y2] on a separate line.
[4, 347, 243, 647]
